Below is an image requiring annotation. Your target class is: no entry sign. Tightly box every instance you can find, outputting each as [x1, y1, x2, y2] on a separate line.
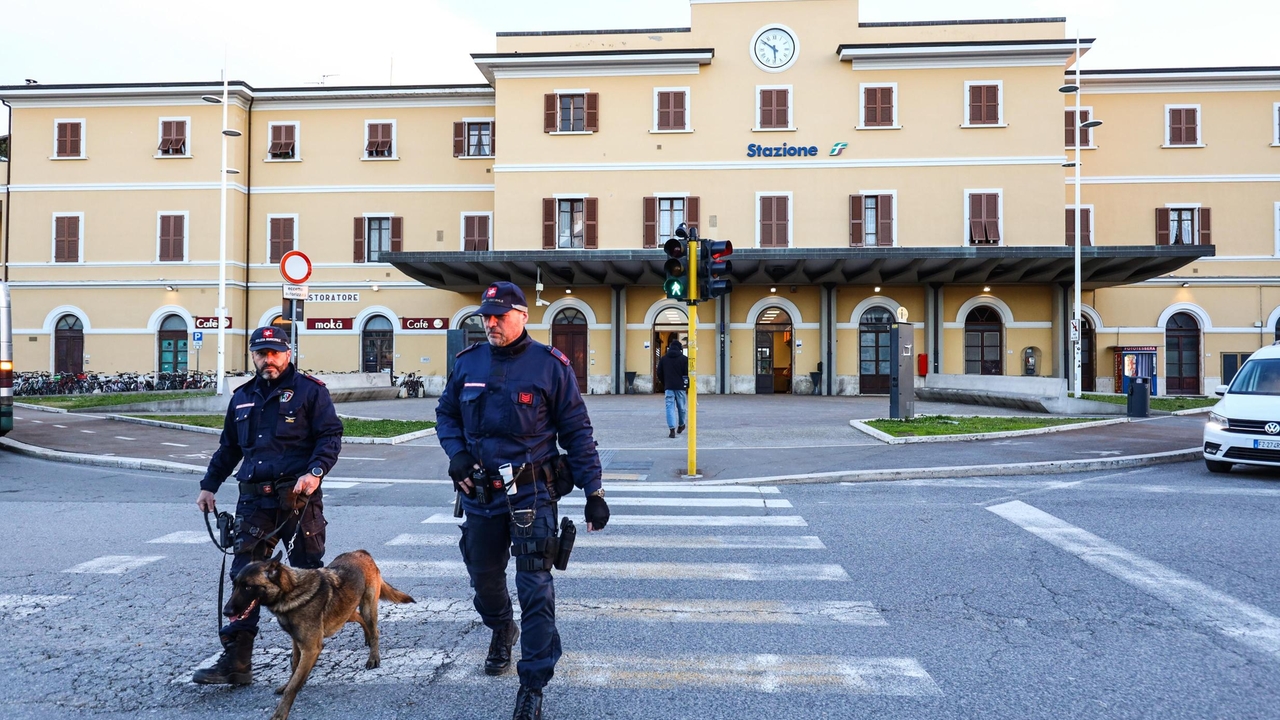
[279, 250, 312, 285]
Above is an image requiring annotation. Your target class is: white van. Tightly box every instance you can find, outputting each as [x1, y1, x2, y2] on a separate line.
[1203, 342, 1280, 473]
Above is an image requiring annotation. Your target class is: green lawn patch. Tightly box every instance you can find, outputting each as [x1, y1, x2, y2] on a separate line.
[22, 391, 214, 410]
[865, 415, 1096, 438]
[1082, 393, 1218, 412]
[130, 415, 435, 438]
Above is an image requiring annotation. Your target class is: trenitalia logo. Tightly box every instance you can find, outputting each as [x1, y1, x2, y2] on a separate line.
[830, 142, 848, 157]
[746, 142, 820, 158]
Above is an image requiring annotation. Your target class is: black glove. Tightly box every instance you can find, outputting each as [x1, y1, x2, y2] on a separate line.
[585, 494, 610, 530]
[448, 451, 480, 495]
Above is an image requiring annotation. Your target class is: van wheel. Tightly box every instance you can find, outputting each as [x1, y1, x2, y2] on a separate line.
[1205, 459, 1233, 473]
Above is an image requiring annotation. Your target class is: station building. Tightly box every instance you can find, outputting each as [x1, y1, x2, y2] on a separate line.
[1, 0, 1277, 397]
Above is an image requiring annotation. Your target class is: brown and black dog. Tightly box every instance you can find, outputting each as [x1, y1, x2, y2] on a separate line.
[223, 549, 414, 720]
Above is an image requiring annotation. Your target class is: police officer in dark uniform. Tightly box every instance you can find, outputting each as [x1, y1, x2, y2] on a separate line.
[437, 281, 610, 720]
[192, 325, 343, 685]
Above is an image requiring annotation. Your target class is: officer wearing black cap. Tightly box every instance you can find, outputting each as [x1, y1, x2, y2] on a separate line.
[437, 281, 610, 720]
[192, 325, 343, 686]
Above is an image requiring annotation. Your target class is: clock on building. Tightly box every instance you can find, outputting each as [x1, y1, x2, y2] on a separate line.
[751, 25, 798, 72]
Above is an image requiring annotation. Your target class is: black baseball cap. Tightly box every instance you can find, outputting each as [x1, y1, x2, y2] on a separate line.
[477, 281, 528, 316]
[249, 326, 291, 352]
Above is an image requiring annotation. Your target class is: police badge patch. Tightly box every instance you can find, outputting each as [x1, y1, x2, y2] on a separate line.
[281, 390, 294, 402]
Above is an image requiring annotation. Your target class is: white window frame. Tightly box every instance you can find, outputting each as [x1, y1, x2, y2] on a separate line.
[155, 116, 192, 159]
[1164, 104, 1204, 148]
[362, 119, 398, 160]
[856, 189, 898, 247]
[1065, 106, 1097, 150]
[857, 83, 900, 131]
[51, 118, 86, 160]
[550, 89, 593, 136]
[754, 191, 793, 248]
[1272, 102, 1280, 147]
[362, 212, 395, 262]
[51, 212, 85, 263]
[754, 85, 795, 132]
[961, 80, 1006, 128]
[156, 210, 190, 263]
[459, 117, 495, 158]
[1163, 202, 1203, 246]
[653, 192, 689, 242]
[552, 193, 589, 250]
[459, 211, 494, 251]
[265, 121, 301, 162]
[963, 189, 1004, 246]
[1066, 204, 1095, 246]
[265, 213, 299, 264]
[651, 87, 692, 134]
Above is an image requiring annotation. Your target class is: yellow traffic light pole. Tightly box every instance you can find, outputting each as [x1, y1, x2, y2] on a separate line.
[686, 237, 699, 478]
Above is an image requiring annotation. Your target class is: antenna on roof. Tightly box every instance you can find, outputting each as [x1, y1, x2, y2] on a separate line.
[24, 79, 37, 85]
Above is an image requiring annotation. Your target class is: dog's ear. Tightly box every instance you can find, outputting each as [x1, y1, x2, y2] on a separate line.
[272, 550, 284, 564]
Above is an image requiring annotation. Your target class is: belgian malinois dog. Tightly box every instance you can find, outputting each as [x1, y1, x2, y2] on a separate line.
[224, 549, 414, 720]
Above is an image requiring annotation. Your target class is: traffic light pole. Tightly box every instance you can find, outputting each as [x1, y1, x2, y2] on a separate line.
[686, 238, 699, 479]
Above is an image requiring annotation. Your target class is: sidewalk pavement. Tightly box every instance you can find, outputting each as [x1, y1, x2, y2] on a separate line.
[2, 395, 1207, 484]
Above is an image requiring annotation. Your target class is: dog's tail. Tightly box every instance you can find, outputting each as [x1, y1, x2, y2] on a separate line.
[379, 580, 415, 604]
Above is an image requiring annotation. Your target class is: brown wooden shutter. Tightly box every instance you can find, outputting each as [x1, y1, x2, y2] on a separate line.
[672, 92, 686, 130]
[1078, 110, 1090, 147]
[56, 123, 69, 157]
[390, 216, 403, 252]
[54, 217, 66, 261]
[353, 217, 366, 262]
[270, 218, 293, 264]
[489, 121, 495, 156]
[174, 121, 186, 153]
[585, 93, 599, 132]
[1156, 208, 1171, 245]
[1198, 208, 1211, 245]
[642, 197, 657, 248]
[759, 90, 773, 129]
[173, 214, 185, 259]
[584, 197, 598, 249]
[864, 88, 877, 126]
[66, 216, 79, 260]
[477, 216, 490, 251]
[453, 122, 465, 157]
[969, 194, 985, 243]
[760, 196, 774, 247]
[1169, 109, 1183, 145]
[544, 94, 557, 133]
[657, 92, 671, 130]
[1185, 108, 1198, 145]
[68, 122, 81, 156]
[983, 194, 1000, 243]
[1065, 208, 1075, 246]
[777, 196, 789, 247]
[463, 216, 476, 251]
[879, 87, 894, 126]
[685, 196, 699, 231]
[269, 124, 283, 154]
[986, 86, 999, 124]
[969, 86, 983, 125]
[1080, 208, 1091, 246]
[1065, 111, 1075, 148]
[542, 198, 556, 249]
[159, 121, 171, 152]
[877, 194, 894, 246]
[776, 89, 789, 129]
[849, 195, 864, 246]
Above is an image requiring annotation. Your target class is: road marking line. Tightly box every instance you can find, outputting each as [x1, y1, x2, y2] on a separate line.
[53, 424, 67, 428]
[0, 594, 75, 620]
[421, 513, 808, 527]
[600, 483, 781, 494]
[557, 497, 793, 509]
[62, 555, 165, 574]
[577, 534, 826, 550]
[321, 481, 361, 489]
[12, 416, 21, 420]
[115, 436, 136, 441]
[386, 533, 459, 546]
[161, 442, 188, 448]
[988, 500, 1280, 660]
[79, 429, 96, 434]
[147, 531, 210, 544]
[30, 419, 43, 423]
[341, 456, 386, 461]
[380, 598, 884, 625]
[379, 560, 849, 582]
[602, 472, 642, 480]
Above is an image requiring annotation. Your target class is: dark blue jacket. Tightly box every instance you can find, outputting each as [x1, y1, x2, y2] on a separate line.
[436, 330, 603, 516]
[200, 365, 344, 493]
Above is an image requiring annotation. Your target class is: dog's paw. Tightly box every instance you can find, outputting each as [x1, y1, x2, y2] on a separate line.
[274, 683, 287, 695]
[365, 655, 380, 670]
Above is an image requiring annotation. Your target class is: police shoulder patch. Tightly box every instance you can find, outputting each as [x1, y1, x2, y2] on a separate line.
[301, 373, 326, 387]
[548, 346, 572, 366]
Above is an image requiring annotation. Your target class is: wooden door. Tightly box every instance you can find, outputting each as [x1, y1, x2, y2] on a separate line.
[54, 316, 84, 375]
[1080, 319, 1096, 392]
[552, 309, 588, 393]
[859, 307, 893, 395]
[964, 306, 1003, 376]
[1164, 313, 1200, 395]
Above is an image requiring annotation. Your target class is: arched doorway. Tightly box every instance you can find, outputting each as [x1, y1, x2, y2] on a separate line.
[651, 306, 688, 393]
[858, 306, 894, 395]
[551, 308, 588, 392]
[964, 306, 1003, 375]
[1274, 315, 1279, 343]
[461, 313, 487, 347]
[157, 314, 189, 373]
[1165, 312, 1201, 395]
[270, 313, 293, 337]
[1080, 316, 1096, 392]
[754, 306, 793, 394]
[54, 314, 84, 374]
[361, 315, 395, 374]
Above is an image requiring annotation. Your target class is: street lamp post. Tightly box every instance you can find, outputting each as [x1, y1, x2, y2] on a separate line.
[202, 71, 241, 394]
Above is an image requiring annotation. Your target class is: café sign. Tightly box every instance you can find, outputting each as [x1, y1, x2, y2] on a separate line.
[194, 316, 232, 329]
[401, 317, 450, 330]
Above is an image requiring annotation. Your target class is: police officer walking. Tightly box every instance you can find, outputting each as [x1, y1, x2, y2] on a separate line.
[437, 282, 610, 720]
[192, 326, 343, 685]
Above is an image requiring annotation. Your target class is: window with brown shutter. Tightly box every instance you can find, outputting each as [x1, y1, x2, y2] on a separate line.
[1159, 206, 1211, 245]
[365, 122, 394, 157]
[759, 196, 789, 247]
[54, 215, 80, 262]
[158, 120, 187, 156]
[850, 195, 894, 246]
[159, 214, 185, 261]
[863, 87, 893, 127]
[554, 199, 586, 248]
[269, 124, 297, 159]
[654, 197, 689, 246]
[968, 193, 1001, 245]
[685, 196, 700, 232]
[353, 217, 365, 262]
[1065, 109, 1092, 148]
[467, 122, 493, 156]
[758, 88, 790, 130]
[269, 217, 294, 263]
[464, 215, 491, 252]
[967, 84, 1000, 125]
[656, 91, 688, 131]
[56, 122, 82, 158]
[390, 216, 403, 253]
[1065, 208, 1092, 247]
[584, 198, 598, 249]
[542, 199, 556, 249]
[1168, 107, 1199, 146]
[558, 95, 587, 132]
[643, 197, 658, 248]
[850, 195, 864, 246]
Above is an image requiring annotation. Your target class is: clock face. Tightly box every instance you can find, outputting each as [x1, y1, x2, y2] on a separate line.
[753, 27, 796, 70]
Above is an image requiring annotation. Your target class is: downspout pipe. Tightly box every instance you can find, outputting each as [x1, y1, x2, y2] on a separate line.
[2, 100, 12, 282]
[242, 93, 253, 372]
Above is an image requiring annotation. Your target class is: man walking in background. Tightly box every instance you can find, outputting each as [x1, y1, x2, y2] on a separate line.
[656, 338, 688, 438]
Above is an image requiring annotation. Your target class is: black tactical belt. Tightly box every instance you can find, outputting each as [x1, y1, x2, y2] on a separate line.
[239, 480, 289, 497]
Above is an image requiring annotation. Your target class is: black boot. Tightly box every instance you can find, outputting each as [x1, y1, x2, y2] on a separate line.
[669, 428, 676, 438]
[192, 631, 254, 685]
[484, 620, 519, 676]
[512, 684, 543, 720]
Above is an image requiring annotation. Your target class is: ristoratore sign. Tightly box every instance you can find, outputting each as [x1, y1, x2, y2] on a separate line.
[401, 317, 450, 330]
[306, 318, 353, 331]
[194, 316, 232, 329]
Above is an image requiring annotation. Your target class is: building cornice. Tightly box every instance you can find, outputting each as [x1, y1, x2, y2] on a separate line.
[838, 38, 1091, 70]
[1075, 67, 1280, 94]
[471, 49, 715, 84]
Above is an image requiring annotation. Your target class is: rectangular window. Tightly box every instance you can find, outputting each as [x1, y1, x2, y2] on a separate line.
[759, 195, 790, 248]
[268, 123, 298, 160]
[463, 214, 491, 252]
[1065, 207, 1092, 247]
[1222, 352, 1253, 386]
[1167, 106, 1200, 146]
[967, 192, 1001, 245]
[862, 86, 894, 127]
[1156, 207, 1211, 246]
[544, 93, 598, 133]
[965, 83, 1001, 126]
[557, 200, 584, 248]
[54, 214, 81, 262]
[850, 194, 894, 247]
[656, 90, 688, 131]
[543, 197, 596, 248]
[268, 216, 295, 264]
[55, 121, 83, 158]
[454, 121, 494, 157]
[158, 119, 188, 156]
[757, 88, 791, 130]
[365, 121, 394, 158]
[158, 214, 186, 262]
[658, 198, 686, 242]
[366, 217, 391, 261]
[1065, 109, 1093, 148]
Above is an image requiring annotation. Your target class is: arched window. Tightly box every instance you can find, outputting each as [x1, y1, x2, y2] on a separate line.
[157, 314, 188, 373]
[361, 315, 395, 374]
[54, 315, 85, 374]
[965, 306, 1003, 375]
[462, 314, 487, 346]
[858, 306, 894, 395]
[551, 308, 588, 392]
[1165, 312, 1201, 395]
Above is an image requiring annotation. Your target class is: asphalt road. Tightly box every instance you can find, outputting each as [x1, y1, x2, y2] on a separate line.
[1, 453, 1278, 719]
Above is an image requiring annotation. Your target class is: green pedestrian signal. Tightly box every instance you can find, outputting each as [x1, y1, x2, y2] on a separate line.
[662, 235, 689, 300]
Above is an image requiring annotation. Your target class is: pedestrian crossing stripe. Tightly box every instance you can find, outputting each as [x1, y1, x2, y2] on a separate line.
[147, 531, 210, 544]
[557, 497, 793, 508]
[422, 513, 807, 527]
[385, 533, 459, 546]
[377, 560, 850, 582]
[0, 594, 74, 620]
[62, 555, 165, 574]
[387, 533, 825, 549]
[378, 598, 886, 626]
[600, 483, 781, 494]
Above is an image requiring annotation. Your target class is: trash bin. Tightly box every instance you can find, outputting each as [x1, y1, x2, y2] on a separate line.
[809, 371, 822, 395]
[1127, 376, 1150, 418]
[624, 371, 637, 395]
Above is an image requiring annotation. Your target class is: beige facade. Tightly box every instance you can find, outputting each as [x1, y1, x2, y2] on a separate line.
[1, 0, 1276, 397]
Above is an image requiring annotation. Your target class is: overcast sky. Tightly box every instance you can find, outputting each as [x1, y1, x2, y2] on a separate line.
[1, 0, 1275, 135]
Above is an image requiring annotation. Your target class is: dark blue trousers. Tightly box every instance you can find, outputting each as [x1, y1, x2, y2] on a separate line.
[221, 493, 326, 639]
[459, 503, 561, 689]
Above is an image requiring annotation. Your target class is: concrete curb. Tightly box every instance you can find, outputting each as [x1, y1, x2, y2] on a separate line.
[849, 415, 1134, 445]
[0, 436, 206, 475]
[14, 402, 70, 414]
[696, 447, 1203, 486]
[86, 413, 437, 445]
[1172, 406, 1214, 416]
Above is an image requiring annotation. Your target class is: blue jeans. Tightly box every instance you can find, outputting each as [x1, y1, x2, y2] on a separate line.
[665, 389, 687, 429]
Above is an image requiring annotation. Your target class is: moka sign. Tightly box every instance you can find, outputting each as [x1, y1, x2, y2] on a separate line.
[306, 318, 353, 331]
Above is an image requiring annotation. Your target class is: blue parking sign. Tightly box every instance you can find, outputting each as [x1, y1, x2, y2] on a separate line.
[192, 331, 203, 342]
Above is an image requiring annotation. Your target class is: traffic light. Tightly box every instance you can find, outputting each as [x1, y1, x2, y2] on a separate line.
[662, 234, 689, 300]
[699, 240, 734, 299]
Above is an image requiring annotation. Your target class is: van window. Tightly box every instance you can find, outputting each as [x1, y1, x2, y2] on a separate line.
[1228, 358, 1280, 395]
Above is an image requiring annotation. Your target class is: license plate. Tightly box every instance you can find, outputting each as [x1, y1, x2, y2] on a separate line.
[1253, 439, 1280, 450]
